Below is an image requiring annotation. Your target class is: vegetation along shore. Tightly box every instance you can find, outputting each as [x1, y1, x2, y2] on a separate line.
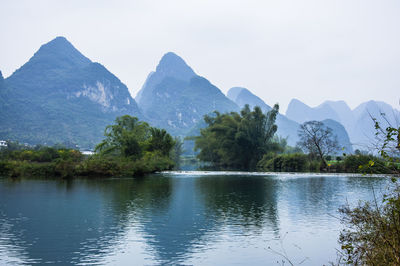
[0, 115, 181, 178]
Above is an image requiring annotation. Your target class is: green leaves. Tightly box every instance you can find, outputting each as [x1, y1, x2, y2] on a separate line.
[194, 104, 279, 170]
[95, 115, 175, 160]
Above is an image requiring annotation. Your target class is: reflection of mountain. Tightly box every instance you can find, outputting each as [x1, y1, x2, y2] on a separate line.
[195, 175, 279, 233]
[135, 177, 217, 264]
[0, 179, 132, 265]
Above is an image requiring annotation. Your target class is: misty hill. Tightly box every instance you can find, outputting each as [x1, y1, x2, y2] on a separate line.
[322, 101, 355, 129]
[286, 99, 399, 150]
[321, 119, 353, 154]
[1, 37, 141, 148]
[136, 52, 239, 135]
[226, 87, 352, 152]
[227, 87, 272, 111]
[351, 100, 400, 148]
[286, 99, 342, 124]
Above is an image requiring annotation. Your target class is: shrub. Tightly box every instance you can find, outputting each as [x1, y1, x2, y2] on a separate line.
[343, 154, 391, 174]
[257, 153, 309, 172]
[338, 182, 400, 265]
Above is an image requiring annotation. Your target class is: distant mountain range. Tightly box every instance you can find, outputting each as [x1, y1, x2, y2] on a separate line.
[286, 99, 400, 150]
[226, 87, 353, 153]
[0, 36, 397, 152]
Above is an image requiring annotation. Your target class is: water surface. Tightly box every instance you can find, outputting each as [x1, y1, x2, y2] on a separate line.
[0, 172, 391, 265]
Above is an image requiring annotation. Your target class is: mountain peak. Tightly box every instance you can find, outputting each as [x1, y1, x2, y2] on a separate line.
[158, 52, 186, 65]
[155, 52, 196, 81]
[0, 70, 3, 81]
[286, 98, 310, 113]
[229, 87, 272, 112]
[49, 36, 70, 44]
[30, 36, 91, 69]
[227, 87, 246, 102]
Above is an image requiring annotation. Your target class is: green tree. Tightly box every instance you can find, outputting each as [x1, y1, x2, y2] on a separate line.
[147, 128, 175, 156]
[170, 137, 184, 169]
[194, 104, 279, 170]
[95, 115, 151, 158]
[95, 115, 175, 159]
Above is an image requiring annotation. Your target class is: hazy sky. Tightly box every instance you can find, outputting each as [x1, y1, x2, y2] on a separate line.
[1, 0, 399, 112]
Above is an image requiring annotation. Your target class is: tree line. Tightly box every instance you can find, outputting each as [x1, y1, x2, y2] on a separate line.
[192, 104, 398, 174]
[0, 115, 182, 178]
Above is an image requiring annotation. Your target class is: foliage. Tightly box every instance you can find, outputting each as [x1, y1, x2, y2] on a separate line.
[0, 116, 176, 178]
[338, 182, 400, 265]
[95, 115, 175, 158]
[75, 153, 174, 177]
[147, 128, 175, 156]
[343, 154, 395, 174]
[336, 119, 400, 265]
[194, 104, 279, 170]
[170, 137, 184, 169]
[297, 121, 339, 168]
[95, 115, 150, 158]
[257, 153, 309, 172]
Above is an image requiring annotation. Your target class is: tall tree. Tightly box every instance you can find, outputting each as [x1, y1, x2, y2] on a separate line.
[194, 104, 279, 170]
[297, 120, 339, 167]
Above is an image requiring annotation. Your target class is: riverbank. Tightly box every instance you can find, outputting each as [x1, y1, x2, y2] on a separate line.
[0, 147, 174, 178]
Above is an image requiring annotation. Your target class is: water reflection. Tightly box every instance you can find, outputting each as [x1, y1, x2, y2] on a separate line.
[0, 178, 133, 265]
[196, 175, 279, 234]
[0, 173, 391, 265]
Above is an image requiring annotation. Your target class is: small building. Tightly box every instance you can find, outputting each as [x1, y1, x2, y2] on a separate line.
[0, 140, 7, 148]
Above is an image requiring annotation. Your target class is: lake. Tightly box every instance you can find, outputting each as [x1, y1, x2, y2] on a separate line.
[0, 172, 391, 265]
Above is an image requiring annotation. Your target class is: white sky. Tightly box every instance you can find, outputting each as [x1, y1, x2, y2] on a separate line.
[1, 0, 399, 112]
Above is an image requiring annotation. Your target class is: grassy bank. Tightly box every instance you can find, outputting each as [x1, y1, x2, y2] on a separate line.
[0, 147, 174, 179]
[257, 153, 399, 174]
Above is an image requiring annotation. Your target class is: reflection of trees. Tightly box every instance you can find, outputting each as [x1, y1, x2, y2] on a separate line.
[0, 175, 283, 265]
[0, 177, 174, 265]
[135, 176, 218, 264]
[278, 175, 388, 220]
[196, 175, 279, 234]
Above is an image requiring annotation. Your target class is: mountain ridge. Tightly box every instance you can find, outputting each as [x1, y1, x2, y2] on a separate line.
[1, 37, 397, 153]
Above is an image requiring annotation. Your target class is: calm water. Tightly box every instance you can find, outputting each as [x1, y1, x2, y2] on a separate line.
[0, 172, 391, 265]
